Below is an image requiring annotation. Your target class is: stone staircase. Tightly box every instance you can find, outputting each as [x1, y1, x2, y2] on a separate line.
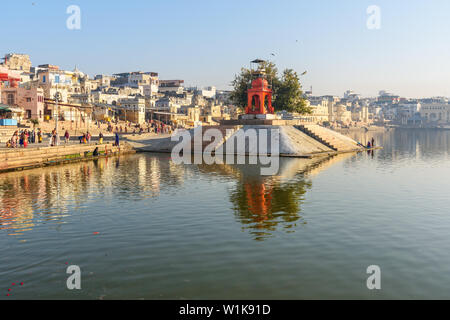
[191, 125, 242, 153]
[0, 127, 18, 144]
[295, 124, 362, 152]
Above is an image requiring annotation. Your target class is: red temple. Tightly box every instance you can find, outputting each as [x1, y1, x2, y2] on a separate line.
[245, 60, 274, 115]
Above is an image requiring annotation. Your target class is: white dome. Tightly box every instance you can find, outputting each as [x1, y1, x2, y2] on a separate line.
[73, 66, 85, 77]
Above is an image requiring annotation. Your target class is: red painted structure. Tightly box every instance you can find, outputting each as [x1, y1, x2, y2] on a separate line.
[245, 76, 274, 115]
[0, 72, 20, 88]
[1, 55, 20, 88]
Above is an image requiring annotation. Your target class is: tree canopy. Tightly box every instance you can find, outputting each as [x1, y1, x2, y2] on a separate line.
[230, 61, 312, 114]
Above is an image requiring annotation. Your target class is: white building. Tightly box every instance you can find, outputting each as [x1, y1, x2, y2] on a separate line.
[420, 103, 450, 123]
[119, 97, 146, 124]
[159, 80, 184, 94]
[198, 86, 216, 99]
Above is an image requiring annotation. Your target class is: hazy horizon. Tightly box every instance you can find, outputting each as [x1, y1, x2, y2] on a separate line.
[2, 0, 450, 98]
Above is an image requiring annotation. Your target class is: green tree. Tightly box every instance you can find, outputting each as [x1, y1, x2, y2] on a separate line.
[273, 69, 312, 114]
[230, 62, 311, 114]
[230, 61, 279, 111]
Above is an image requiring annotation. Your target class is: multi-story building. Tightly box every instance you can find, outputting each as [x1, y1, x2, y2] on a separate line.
[91, 90, 128, 106]
[344, 90, 361, 102]
[155, 96, 181, 111]
[303, 99, 330, 123]
[129, 72, 159, 94]
[0, 53, 32, 72]
[159, 80, 184, 94]
[94, 74, 115, 88]
[0, 86, 45, 120]
[37, 65, 82, 103]
[118, 97, 146, 124]
[420, 103, 450, 123]
[377, 91, 401, 104]
[0, 65, 44, 120]
[113, 72, 159, 97]
[350, 105, 369, 123]
[397, 102, 421, 121]
[197, 86, 216, 99]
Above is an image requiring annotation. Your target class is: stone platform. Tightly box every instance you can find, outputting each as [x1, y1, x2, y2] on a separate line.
[124, 121, 366, 158]
[0, 142, 135, 173]
[220, 119, 304, 126]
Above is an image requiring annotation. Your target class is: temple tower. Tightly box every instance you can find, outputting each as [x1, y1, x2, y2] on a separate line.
[245, 59, 274, 115]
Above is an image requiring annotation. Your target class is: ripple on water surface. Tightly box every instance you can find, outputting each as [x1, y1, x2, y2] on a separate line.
[1, 129, 450, 299]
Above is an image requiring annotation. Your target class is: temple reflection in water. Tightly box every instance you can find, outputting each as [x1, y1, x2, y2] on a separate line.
[197, 154, 353, 240]
[0, 153, 352, 240]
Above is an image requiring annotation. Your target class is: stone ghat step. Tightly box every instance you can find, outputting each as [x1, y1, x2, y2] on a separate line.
[0, 128, 18, 143]
[0, 143, 134, 172]
[0, 143, 118, 160]
[296, 124, 362, 152]
[190, 125, 242, 150]
[304, 124, 359, 142]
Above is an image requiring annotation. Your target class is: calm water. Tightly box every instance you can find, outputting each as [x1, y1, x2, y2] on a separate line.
[1, 128, 450, 299]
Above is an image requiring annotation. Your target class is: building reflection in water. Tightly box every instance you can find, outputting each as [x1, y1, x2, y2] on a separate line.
[0, 152, 352, 240]
[198, 154, 353, 241]
[230, 175, 311, 241]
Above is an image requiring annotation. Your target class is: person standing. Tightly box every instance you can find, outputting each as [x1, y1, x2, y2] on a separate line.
[23, 131, 29, 148]
[48, 132, 53, 147]
[37, 129, 42, 143]
[50, 129, 55, 146]
[11, 131, 17, 148]
[64, 130, 70, 144]
[19, 131, 24, 147]
[371, 137, 375, 147]
[99, 132, 104, 144]
[115, 132, 120, 147]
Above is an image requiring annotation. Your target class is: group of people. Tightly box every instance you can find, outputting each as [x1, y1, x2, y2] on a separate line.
[78, 131, 104, 144]
[4, 128, 109, 148]
[367, 137, 375, 148]
[107, 120, 176, 136]
[149, 120, 173, 135]
[5, 129, 43, 148]
[78, 131, 91, 144]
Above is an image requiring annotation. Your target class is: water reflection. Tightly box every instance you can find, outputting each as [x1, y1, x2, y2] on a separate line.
[198, 155, 353, 240]
[0, 155, 177, 238]
[347, 128, 450, 161]
[0, 152, 353, 240]
[230, 174, 311, 240]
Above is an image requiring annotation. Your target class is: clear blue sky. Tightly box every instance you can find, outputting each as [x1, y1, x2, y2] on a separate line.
[2, 0, 450, 98]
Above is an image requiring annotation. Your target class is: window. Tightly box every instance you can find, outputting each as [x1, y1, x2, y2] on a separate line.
[7, 93, 15, 105]
[26, 97, 32, 102]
